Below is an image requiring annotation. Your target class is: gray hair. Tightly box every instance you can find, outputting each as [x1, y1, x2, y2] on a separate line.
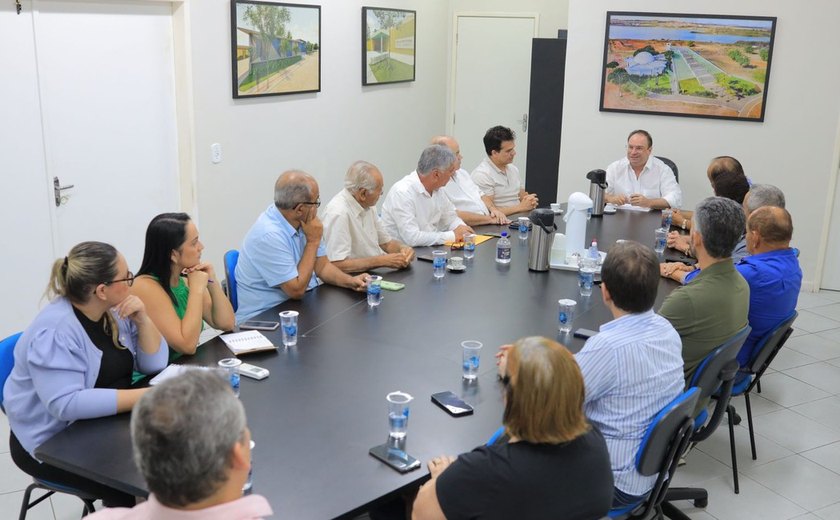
[745, 184, 786, 214]
[274, 170, 315, 210]
[416, 145, 455, 176]
[344, 161, 379, 192]
[693, 196, 746, 259]
[131, 369, 247, 507]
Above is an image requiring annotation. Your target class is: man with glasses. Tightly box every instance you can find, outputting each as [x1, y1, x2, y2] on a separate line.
[604, 129, 681, 210]
[235, 170, 370, 322]
[381, 145, 474, 246]
[470, 125, 538, 216]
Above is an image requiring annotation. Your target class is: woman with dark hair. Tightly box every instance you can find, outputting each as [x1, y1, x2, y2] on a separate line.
[4, 241, 168, 506]
[412, 337, 613, 520]
[132, 213, 234, 359]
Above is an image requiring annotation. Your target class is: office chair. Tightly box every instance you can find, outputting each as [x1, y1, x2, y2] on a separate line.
[722, 312, 797, 461]
[608, 387, 700, 520]
[224, 249, 240, 312]
[656, 156, 679, 183]
[662, 326, 751, 519]
[0, 332, 98, 519]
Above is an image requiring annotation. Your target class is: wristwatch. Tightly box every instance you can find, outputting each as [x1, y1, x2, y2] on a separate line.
[681, 220, 687, 230]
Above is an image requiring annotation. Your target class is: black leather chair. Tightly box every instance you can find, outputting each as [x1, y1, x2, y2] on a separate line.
[608, 388, 700, 519]
[661, 325, 751, 519]
[723, 311, 798, 460]
[656, 156, 679, 182]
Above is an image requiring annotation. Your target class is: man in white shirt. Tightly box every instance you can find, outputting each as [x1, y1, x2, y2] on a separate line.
[322, 160, 415, 273]
[470, 125, 538, 216]
[433, 135, 510, 226]
[604, 129, 682, 209]
[381, 145, 474, 246]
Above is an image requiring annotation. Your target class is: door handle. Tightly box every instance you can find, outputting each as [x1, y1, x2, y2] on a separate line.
[54, 176, 75, 207]
[520, 113, 528, 133]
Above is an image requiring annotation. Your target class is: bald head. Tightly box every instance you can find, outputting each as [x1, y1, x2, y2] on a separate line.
[274, 170, 317, 210]
[707, 156, 744, 183]
[748, 206, 793, 246]
[430, 135, 462, 170]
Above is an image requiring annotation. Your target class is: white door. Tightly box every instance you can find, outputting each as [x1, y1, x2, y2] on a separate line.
[450, 14, 537, 181]
[821, 161, 840, 290]
[0, 0, 180, 337]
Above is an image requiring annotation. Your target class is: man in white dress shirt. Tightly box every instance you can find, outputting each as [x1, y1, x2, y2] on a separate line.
[322, 160, 415, 273]
[433, 135, 510, 226]
[381, 145, 474, 246]
[470, 125, 539, 216]
[604, 129, 682, 209]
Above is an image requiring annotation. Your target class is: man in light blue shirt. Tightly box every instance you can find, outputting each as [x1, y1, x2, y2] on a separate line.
[235, 170, 369, 322]
[575, 241, 684, 509]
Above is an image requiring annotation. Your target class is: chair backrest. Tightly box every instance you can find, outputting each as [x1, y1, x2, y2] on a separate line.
[0, 332, 23, 412]
[223, 249, 239, 312]
[656, 156, 679, 183]
[689, 326, 751, 401]
[748, 311, 797, 375]
[609, 388, 699, 518]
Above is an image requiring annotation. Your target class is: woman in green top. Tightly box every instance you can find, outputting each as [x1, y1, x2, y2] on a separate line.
[133, 213, 235, 360]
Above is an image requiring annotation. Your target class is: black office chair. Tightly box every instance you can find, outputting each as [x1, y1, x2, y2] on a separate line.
[608, 387, 700, 520]
[0, 332, 98, 519]
[661, 326, 751, 519]
[656, 156, 679, 183]
[722, 312, 798, 461]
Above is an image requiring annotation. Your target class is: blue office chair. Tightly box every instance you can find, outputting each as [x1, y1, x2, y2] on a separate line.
[661, 326, 751, 519]
[608, 388, 700, 519]
[224, 249, 240, 312]
[723, 312, 797, 461]
[0, 332, 98, 519]
[656, 156, 679, 183]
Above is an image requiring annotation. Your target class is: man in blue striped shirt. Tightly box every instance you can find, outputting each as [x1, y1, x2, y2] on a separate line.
[575, 241, 684, 509]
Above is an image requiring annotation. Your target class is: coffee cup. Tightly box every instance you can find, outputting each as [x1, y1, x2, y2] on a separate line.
[550, 202, 561, 212]
[449, 256, 464, 269]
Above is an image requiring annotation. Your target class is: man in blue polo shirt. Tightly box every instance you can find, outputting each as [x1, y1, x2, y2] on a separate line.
[735, 205, 801, 367]
[235, 170, 370, 322]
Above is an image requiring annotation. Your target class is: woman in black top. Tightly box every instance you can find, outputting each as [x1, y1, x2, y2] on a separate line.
[413, 336, 613, 520]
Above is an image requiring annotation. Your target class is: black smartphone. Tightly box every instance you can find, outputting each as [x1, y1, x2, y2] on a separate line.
[240, 320, 280, 331]
[369, 443, 421, 473]
[417, 254, 434, 263]
[573, 328, 598, 339]
[431, 391, 474, 417]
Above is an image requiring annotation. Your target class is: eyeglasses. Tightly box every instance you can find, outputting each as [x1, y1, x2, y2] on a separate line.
[297, 199, 321, 208]
[103, 272, 135, 287]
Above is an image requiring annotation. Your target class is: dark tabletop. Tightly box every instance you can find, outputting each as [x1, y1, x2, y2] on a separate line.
[35, 208, 679, 519]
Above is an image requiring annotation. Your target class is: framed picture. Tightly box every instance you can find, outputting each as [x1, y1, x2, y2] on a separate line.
[599, 12, 777, 122]
[231, 1, 321, 98]
[362, 7, 416, 85]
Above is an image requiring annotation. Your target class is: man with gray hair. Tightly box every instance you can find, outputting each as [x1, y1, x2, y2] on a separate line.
[381, 145, 474, 246]
[743, 183, 785, 215]
[659, 196, 750, 381]
[87, 370, 273, 519]
[235, 170, 369, 321]
[322, 161, 415, 273]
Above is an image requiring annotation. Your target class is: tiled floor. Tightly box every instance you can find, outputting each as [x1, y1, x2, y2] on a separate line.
[2, 290, 840, 519]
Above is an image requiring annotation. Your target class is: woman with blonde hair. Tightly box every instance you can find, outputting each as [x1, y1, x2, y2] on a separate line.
[413, 337, 613, 520]
[4, 241, 168, 506]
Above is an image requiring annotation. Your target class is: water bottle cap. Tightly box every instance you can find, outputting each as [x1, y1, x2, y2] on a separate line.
[501, 232, 508, 237]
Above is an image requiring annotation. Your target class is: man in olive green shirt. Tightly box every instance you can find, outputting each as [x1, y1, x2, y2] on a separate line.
[659, 197, 750, 382]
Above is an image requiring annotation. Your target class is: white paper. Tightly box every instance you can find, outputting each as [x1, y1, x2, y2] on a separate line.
[220, 330, 275, 355]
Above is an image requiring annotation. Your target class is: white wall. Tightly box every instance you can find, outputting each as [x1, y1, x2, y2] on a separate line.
[560, 0, 840, 290]
[188, 0, 450, 269]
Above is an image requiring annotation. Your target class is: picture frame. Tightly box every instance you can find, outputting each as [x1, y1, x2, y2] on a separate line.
[362, 7, 416, 86]
[231, 1, 321, 98]
[599, 12, 777, 122]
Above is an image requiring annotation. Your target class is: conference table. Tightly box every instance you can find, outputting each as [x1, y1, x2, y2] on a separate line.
[36, 207, 680, 519]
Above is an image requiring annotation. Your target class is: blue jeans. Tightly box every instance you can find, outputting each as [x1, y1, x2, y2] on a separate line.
[612, 486, 648, 509]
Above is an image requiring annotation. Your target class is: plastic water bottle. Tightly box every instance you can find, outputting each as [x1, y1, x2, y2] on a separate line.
[496, 232, 512, 264]
[588, 239, 600, 266]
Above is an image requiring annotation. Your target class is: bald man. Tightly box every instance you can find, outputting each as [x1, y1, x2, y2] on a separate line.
[734, 206, 801, 368]
[433, 136, 510, 226]
[235, 170, 369, 321]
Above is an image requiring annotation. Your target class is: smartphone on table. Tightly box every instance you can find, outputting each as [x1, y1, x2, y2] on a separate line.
[240, 320, 280, 331]
[431, 391, 474, 417]
[369, 443, 421, 473]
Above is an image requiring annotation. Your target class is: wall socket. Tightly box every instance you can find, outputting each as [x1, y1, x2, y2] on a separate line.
[210, 143, 222, 164]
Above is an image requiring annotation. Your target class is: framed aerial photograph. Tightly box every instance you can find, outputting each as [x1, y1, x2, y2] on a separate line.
[362, 7, 416, 85]
[231, 1, 321, 98]
[599, 12, 777, 122]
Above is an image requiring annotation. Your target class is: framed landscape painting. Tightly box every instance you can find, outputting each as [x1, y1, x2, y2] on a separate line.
[231, 1, 321, 98]
[599, 12, 777, 122]
[362, 7, 416, 85]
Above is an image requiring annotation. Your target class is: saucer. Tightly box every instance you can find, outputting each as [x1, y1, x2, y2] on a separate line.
[603, 205, 617, 214]
[446, 264, 466, 272]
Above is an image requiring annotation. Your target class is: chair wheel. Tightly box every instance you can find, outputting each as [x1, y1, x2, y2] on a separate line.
[694, 498, 708, 508]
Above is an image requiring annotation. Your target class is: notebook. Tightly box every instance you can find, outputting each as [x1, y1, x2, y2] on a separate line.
[220, 330, 276, 355]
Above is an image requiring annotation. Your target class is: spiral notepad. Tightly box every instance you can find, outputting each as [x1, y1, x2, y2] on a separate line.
[220, 330, 276, 355]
